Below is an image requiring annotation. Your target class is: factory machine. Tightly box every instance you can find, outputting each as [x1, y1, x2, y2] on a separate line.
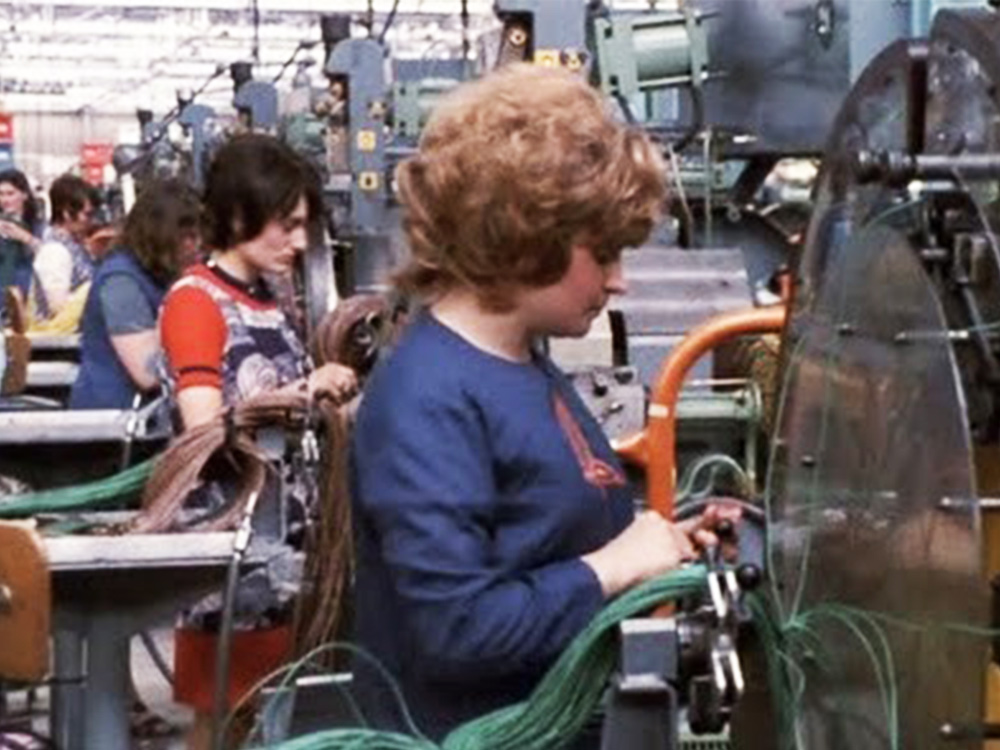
[603, 4, 1000, 748]
[6, 2, 1000, 749]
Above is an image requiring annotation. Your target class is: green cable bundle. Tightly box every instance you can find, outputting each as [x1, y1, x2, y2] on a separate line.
[266, 566, 709, 750]
[0, 458, 155, 518]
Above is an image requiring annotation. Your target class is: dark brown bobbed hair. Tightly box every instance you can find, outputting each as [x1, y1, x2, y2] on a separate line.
[203, 134, 323, 251]
[49, 174, 96, 225]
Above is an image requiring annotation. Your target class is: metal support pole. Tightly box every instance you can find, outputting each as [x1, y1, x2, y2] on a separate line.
[51, 628, 85, 750]
[82, 614, 131, 750]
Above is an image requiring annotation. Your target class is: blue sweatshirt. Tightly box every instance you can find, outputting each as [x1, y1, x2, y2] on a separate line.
[350, 312, 634, 739]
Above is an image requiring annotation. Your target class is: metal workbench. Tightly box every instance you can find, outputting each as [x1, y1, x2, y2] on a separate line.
[45, 527, 279, 750]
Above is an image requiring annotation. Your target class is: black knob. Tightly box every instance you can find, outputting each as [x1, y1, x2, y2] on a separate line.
[736, 563, 762, 591]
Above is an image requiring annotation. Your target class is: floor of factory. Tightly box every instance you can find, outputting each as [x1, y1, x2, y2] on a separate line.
[128, 628, 190, 749]
[4, 627, 188, 750]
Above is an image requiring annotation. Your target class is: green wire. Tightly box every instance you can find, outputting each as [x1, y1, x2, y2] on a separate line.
[0, 458, 155, 518]
[676, 453, 752, 503]
[260, 567, 709, 750]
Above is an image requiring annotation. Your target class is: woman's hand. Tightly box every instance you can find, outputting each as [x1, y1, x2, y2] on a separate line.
[307, 362, 359, 405]
[582, 511, 696, 597]
[0, 219, 36, 249]
[581, 504, 743, 597]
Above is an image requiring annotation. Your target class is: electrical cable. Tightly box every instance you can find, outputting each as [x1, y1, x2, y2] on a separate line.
[613, 92, 636, 125]
[674, 452, 753, 502]
[272, 41, 318, 85]
[665, 142, 696, 248]
[672, 84, 704, 153]
[377, 0, 403, 45]
[138, 630, 174, 688]
[264, 567, 710, 749]
[250, 0, 261, 64]
[210, 486, 263, 750]
[673, 496, 765, 523]
[365, 0, 375, 38]
[0, 459, 154, 519]
[232, 641, 425, 745]
[461, 0, 470, 68]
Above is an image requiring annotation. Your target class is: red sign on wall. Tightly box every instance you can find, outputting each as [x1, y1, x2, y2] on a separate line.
[80, 142, 113, 166]
[0, 114, 13, 143]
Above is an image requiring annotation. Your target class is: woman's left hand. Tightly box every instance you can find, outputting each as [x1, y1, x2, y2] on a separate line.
[308, 362, 359, 404]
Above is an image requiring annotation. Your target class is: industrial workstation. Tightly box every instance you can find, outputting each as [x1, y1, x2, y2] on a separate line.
[0, 1, 997, 748]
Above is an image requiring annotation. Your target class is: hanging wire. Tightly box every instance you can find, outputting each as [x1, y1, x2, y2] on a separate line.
[272, 41, 319, 84]
[377, 0, 403, 45]
[250, 0, 261, 63]
[461, 0, 470, 69]
[365, 0, 376, 38]
[665, 142, 696, 247]
[614, 92, 636, 125]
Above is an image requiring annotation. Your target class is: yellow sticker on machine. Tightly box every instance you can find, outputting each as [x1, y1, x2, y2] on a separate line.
[534, 49, 561, 67]
[357, 130, 377, 152]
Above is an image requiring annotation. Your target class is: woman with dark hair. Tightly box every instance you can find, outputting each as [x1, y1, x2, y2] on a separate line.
[70, 178, 201, 409]
[158, 134, 356, 750]
[0, 168, 43, 301]
[160, 134, 356, 428]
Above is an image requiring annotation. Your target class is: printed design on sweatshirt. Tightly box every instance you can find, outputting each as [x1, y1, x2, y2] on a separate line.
[552, 390, 626, 490]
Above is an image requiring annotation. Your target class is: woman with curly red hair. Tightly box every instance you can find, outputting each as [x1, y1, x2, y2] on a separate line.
[351, 64, 737, 744]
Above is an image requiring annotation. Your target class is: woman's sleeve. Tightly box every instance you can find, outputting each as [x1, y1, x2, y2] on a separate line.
[160, 286, 227, 391]
[354, 388, 605, 680]
[100, 275, 157, 334]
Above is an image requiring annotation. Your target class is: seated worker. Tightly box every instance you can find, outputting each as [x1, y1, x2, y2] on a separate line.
[0, 168, 45, 303]
[30, 174, 99, 327]
[158, 134, 357, 749]
[70, 178, 201, 409]
[350, 63, 738, 744]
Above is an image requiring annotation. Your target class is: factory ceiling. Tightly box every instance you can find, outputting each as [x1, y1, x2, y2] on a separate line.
[0, 1, 500, 116]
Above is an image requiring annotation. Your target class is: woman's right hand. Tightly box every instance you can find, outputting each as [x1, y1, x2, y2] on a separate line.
[0, 219, 36, 248]
[581, 511, 697, 597]
[307, 362, 359, 404]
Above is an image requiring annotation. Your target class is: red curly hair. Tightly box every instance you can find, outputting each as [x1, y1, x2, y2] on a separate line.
[394, 63, 667, 310]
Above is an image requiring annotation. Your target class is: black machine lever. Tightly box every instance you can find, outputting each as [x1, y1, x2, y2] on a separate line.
[940, 722, 1000, 740]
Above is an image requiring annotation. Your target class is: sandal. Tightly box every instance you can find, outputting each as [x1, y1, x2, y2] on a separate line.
[129, 700, 178, 739]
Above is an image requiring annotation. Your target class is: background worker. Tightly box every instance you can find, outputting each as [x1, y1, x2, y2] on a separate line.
[160, 135, 356, 428]
[0, 168, 44, 306]
[30, 174, 98, 325]
[70, 178, 201, 409]
[351, 63, 738, 745]
[158, 134, 357, 750]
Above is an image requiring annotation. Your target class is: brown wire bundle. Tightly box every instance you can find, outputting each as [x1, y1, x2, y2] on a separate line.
[290, 400, 353, 667]
[127, 390, 310, 534]
[128, 296, 394, 665]
[311, 293, 393, 377]
[292, 295, 400, 667]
